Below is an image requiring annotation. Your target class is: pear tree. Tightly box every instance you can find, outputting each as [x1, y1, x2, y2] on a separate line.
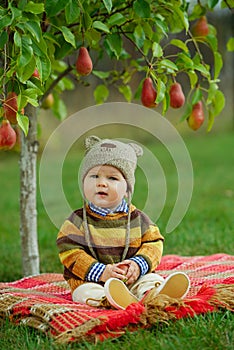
[0, 0, 233, 276]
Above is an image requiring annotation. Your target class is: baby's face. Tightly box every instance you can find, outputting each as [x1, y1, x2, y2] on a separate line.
[83, 165, 127, 210]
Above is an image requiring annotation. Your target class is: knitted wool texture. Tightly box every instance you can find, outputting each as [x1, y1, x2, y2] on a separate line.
[79, 135, 144, 261]
[80, 135, 143, 194]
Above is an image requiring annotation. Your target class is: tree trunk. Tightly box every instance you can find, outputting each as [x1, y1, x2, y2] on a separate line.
[20, 104, 40, 276]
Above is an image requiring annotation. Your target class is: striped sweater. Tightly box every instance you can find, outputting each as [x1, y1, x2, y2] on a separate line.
[57, 204, 164, 292]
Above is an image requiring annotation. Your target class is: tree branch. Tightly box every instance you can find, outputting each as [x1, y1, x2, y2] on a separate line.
[223, 0, 234, 13]
[40, 65, 73, 104]
[120, 30, 152, 68]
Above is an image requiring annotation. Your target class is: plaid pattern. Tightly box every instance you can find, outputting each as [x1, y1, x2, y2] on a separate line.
[0, 253, 233, 344]
[88, 199, 128, 216]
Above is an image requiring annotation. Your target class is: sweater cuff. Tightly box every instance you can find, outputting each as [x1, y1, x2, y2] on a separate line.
[130, 256, 149, 276]
[85, 262, 106, 282]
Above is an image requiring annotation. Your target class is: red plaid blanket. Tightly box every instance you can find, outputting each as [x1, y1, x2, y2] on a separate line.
[0, 254, 233, 343]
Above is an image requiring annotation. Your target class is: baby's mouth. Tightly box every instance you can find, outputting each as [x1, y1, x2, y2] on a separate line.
[97, 191, 108, 196]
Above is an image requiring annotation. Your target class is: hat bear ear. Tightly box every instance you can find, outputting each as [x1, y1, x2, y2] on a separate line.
[84, 135, 101, 151]
[129, 143, 143, 157]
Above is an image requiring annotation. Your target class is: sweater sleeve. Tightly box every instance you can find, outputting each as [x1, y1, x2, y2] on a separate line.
[135, 224, 164, 271]
[57, 219, 98, 281]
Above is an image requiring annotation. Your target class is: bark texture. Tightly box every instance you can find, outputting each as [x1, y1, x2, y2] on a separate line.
[20, 104, 40, 276]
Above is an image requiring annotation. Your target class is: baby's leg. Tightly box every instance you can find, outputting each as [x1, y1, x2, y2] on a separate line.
[72, 282, 105, 306]
[130, 272, 190, 300]
[130, 273, 164, 300]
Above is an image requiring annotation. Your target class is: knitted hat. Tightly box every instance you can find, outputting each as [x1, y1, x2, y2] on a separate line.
[80, 135, 143, 194]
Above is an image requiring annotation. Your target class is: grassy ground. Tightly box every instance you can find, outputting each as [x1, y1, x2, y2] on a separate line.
[0, 130, 233, 349]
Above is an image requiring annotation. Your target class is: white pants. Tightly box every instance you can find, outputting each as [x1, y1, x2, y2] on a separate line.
[72, 273, 164, 306]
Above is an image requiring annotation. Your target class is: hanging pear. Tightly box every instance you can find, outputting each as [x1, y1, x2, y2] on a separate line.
[76, 47, 93, 76]
[141, 77, 157, 108]
[0, 120, 17, 150]
[169, 82, 185, 108]
[187, 101, 205, 130]
[191, 16, 209, 37]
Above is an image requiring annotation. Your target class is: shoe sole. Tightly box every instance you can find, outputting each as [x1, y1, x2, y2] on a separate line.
[104, 278, 139, 310]
[158, 273, 190, 299]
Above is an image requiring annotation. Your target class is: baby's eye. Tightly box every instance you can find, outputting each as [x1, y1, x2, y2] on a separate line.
[109, 176, 118, 181]
[90, 174, 98, 178]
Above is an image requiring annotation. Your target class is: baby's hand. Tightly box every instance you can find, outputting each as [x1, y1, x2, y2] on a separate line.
[115, 262, 129, 275]
[99, 263, 128, 283]
[120, 259, 140, 285]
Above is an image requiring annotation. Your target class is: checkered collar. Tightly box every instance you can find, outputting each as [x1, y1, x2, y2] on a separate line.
[88, 198, 128, 216]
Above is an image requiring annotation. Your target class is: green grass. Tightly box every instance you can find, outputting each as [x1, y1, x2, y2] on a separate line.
[0, 130, 234, 349]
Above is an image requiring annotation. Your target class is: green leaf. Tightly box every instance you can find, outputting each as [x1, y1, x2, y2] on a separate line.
[194, 63, 210, 78]
[26, 80, 44, 95]
[170, 39, 189, 53]
[82, 12, 92, 30]
[207, 109, 215, 132]
[18, 35, 33, 67]
[206, 34, 218, 51]
[9, 4, 22, 20]
[17, 113, 29, 136]
[191, 89, 202, 105]
[0, 14, 12, 31]
[24, 21, 42, 42]
[105, 33, 122, 59]
[92, 70, 110, 79]
[21, 88, 39, 107]
[118, 85, 132, 103]
[133, 24, 145, 48]
[0, 31, 8, 49]
[102, 0, 112, 13]
[108, 13, 126, 27]
[31, 35, 48, 56]
[152, 42, 163, 58]
[142, 22, 153, 40]
[207, 90, 225, 131]
[188, 4, 204, 21]
[187, 70, 198, 88]
[52, 94, 67, 120]
[155, 19, 168, 36]
[65, 0, 80, 24]
[133, 0, 151, 18]
[61, 77, 74, 91]
[35, 55, 51, 82]
[176, 52, 194, 69]
[14, 31, 21, 47]
[60, 26, 76, 48]
[227, 37, 234, 51]
[207, 82, 218, 105]
[173, 6, 189, 32]
[93, 21, 110, 33]
[214, 52, 223, 80]
[160, 59, 178, 72]
[162, 92, 170, 115]
[24, 1, 44, 14]
[210, 90, 225, 117]
[180, 103, 192, 122]
[43, 32, 61, 46]
[94, 84, 109, 104]
[208, 0, 219, 8]
[17, 56, 36, 83]
[156, 79, 166, 104]
[45, 0, 67, 16]
[18, 0, 27, 10]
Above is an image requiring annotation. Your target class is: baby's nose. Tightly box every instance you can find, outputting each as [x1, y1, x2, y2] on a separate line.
[97, 177, 107, 186]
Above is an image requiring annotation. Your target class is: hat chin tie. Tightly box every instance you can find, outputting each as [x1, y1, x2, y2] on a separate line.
[83, 189, 132, 261]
